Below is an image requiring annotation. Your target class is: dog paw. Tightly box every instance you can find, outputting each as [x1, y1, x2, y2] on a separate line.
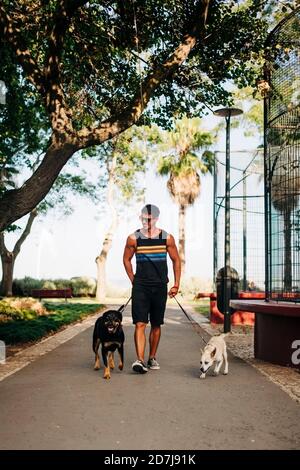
[109, 360, 115, 369]
[223, 371, 228, 375]
[118, 363, 124, 371]
[103, 367, 111, 379]
[213, 371, 219, 376]
[199, 373, 206, 379]
[94, 365, 100, 371]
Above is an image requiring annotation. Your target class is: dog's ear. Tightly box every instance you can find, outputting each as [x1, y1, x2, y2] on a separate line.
[117, 311, 122, 322]
[200, 348, 203, 355]
[211, 347, 217, 358]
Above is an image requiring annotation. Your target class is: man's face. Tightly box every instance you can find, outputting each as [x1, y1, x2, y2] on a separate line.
[140, 213, 158, 230]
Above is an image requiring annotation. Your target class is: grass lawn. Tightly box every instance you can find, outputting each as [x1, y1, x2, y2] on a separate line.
[190, 299, 210, 318]
[0, 302, 104, 345]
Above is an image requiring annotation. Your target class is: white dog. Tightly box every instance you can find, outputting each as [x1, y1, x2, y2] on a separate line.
[199, 334, 228, 379]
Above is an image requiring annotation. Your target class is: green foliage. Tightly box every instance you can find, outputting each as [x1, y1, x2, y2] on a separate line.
[193, 300, 210, 318]
[69, 277, 96, 297]
[12, 277, 44, 296]
[0, 302, 103, 344]
[0, 300, 37, 321]
[12, 276, 97, 297]
[213, 86, 264, 139]
[0, 44, 50, 197]
[0, 0, 294, 232]
[85, 126, 147, 206]
[155, 117, 214, 177]
[1, 1, 274, 131]
[42, 280, 57, 290]
[38, 169, 101, 216]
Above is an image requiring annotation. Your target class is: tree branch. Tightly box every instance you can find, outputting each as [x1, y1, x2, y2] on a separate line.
[0, 5, 46, 94]
[0, 141, 77, 232]
[44, 1, 88, 133]
[13, 209, 38, 256]
[77, 0, 211, 148]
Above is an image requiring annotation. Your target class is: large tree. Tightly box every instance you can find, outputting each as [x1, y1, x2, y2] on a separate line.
[0, 1, 276, 231]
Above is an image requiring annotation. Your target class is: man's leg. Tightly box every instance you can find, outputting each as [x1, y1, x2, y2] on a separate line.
[134, 322, 147, 361]
[132, 283, 150, 373]
[149, 325, 161, 359]
[148, 284, 167, 368]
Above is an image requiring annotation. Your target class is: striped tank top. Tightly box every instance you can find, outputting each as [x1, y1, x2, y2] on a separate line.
[134, 229, 169, 285]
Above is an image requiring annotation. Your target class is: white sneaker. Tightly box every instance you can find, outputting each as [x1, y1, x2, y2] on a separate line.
[132, 359, 148, 374]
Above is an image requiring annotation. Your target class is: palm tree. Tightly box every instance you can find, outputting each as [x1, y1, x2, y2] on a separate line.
[156, 117, 214, 275]
[271, 144, 300, 293]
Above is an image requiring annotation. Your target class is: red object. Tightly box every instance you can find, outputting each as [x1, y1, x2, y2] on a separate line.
[195, 291, 266, 326]
[31, 288, 72, 300]
[210, 293, 258, 326]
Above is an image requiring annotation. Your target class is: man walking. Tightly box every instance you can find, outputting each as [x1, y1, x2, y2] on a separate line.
[123, 204, 181, 373]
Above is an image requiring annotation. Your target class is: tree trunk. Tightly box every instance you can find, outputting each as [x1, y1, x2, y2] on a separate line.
[95, 154, 118, 301]
[0, 210, 37, 296]
[95, 255, 107, 301]
[0, 252, 15, 296]
[178, 204, 186, 276]
[284, 210, 292, 292]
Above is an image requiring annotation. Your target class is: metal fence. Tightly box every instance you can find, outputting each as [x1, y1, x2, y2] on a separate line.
[214, 149, 265, 292]
[265, 8, 300, 301]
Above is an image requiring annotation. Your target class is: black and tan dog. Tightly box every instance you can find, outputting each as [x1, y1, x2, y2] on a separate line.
[92, 309, 125, 379]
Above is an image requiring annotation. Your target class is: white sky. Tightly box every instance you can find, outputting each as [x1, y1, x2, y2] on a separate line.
[4, 112, 260, 289]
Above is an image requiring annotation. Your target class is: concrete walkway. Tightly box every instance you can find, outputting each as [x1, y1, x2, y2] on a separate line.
[0, 304, 300, 450]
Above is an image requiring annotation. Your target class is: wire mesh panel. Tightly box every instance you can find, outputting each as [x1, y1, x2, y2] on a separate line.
[265, 8, 300, 302]
[214, 150, 265, 292]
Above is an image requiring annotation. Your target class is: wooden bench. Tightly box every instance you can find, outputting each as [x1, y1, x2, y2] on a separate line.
[31, 288, 72, 301]
[230, 299, 300, 369]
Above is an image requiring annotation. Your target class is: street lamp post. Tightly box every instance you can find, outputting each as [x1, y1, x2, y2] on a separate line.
[214, 107, 243, 333]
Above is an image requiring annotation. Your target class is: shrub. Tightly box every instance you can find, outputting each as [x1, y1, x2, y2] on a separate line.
[13, 277, 44, 296]
[51, 278, 72, 289]
[5, 297, 46, 315]
[12, 276, 96, 297]
[42, 280, 57, 289]
[0, 299, 39, 322]
[70, 277, 96, 297]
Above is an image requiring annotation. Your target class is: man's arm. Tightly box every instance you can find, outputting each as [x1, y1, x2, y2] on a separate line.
[166, 234, 181, 298]
[123, 234, 137, 284]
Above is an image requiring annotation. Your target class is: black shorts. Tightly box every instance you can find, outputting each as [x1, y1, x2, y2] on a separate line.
[132, 282, 168, 326]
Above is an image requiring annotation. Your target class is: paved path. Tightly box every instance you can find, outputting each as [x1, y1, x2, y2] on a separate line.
[0, 305, 300, 450]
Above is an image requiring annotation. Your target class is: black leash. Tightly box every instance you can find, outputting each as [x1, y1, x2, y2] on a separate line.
[118, 296, 132, 313]
[173, 295, 208, 345]
[138, 253, 209, 345]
